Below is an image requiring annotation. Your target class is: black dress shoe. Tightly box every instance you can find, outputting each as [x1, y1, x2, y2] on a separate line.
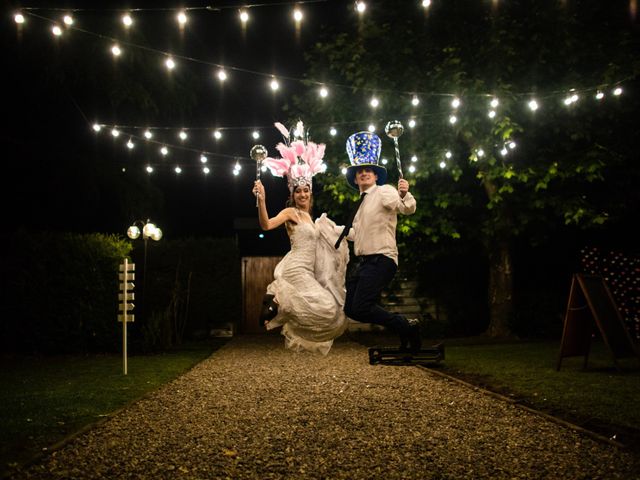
[406, 318, 422, 352]
[259, 294, 278, 326]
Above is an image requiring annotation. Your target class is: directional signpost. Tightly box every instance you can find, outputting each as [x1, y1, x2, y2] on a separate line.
[118, 259, 135, 375]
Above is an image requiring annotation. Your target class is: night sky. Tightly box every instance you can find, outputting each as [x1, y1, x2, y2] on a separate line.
[2, 0, 351, 253]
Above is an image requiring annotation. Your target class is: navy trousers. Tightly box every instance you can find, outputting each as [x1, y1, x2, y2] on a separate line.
[344, 254, 410, 338]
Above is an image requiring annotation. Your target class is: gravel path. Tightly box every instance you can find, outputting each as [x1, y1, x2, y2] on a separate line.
[10, 335, 640, 479]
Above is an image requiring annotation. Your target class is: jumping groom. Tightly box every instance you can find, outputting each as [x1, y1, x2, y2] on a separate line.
[336, 131, 421, 351]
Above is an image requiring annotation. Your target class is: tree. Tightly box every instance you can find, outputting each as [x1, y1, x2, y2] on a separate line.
[290, 0, 640, 337]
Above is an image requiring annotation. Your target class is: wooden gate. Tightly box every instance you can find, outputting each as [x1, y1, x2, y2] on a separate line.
[241, 256, 283, 334]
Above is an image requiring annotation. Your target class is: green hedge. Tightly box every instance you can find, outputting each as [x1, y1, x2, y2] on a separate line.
[1, 231, 131, 353]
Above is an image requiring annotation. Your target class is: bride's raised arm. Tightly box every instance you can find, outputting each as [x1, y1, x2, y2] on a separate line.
[253, 180, 297, 231]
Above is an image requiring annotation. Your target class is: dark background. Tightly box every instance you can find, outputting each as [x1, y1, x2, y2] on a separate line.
[2, 0, 354, 254]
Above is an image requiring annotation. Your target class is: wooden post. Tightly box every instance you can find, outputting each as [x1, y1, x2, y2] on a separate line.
[118, 259, 135, 375]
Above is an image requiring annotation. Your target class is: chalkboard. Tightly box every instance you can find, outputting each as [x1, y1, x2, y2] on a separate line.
[557, 274, 639, 370]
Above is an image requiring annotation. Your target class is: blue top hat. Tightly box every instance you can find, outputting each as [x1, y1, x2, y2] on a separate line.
[345, 131, 387, 189]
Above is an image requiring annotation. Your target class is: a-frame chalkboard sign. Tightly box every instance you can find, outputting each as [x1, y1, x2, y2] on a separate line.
[557, 274, 640, 370]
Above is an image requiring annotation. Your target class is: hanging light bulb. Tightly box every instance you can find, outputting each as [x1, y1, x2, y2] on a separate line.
[178, 130, 188, 141]
[174, 166, 182, 174]
[595, 90, 605, 100]
[144, 130, 153, 139]
[381, 158, 388, 165]
[252, 131, 260, 139]
[239, 10, 249, 23]
[367, 124, 376, 132]
[528, 99, 539, 111]
[355, 2, 366, 14]
[14, 13, 25, 24]
[613, 87, 623, 96]
[52, 25, 63, 36]
[111, 44, 122, 57]
[408, 119, 416, 128]
[122, 13, 133, 27]
[445, 151, 452, 159]
[341, 166, 348, 175]
[165, 57, 176, 70]
[200, 155, 208, 164]
[477, 148, 485, 158]
[270, 78, 280, 91]
[411, 95, 420, 106]
[177, 11, 187, 26]
[160, 146, 169, 156]
[408, 165, 416, 173]
[411, 155, 418, 163]
[63, 15, 74, 26]
[213, 130, 222, 140]
[329, 127, 337, 136]
[451, 97, 461, 109]
[422, 0, 432, 8]
[146, 165, 154, 173]
[319, 87, 329, 98]
[449, 115, 457, 124]
[488, 110, 496, 118]
[293, 8, 303, 22]
[111, 128, 120, 137]
[203, 166, 210, 174]
[370, 97, 379, 108]
[490, 97, 499, 108]
[127, 138, 134, 149]
[500, 147, 508, 156]
[92, 124, 102, 132]
[439, 161, 447, 169]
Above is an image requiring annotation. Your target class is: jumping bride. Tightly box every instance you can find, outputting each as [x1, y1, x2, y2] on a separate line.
[252, 121, 349, 355]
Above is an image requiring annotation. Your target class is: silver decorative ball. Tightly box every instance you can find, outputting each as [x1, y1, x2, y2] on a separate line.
[385, 120, 404, 139]
[250, 144, 268, 161]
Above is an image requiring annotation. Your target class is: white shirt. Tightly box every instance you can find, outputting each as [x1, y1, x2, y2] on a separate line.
[349, 184, 416, 264]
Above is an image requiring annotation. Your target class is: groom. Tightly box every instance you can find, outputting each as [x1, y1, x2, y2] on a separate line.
[336, 131, 421, 352]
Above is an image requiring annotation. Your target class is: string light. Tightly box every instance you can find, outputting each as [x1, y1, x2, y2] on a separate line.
[490, 98, 499, 108]
[14, 13, 25, 24]
[508, 141, 517, 149]
[200, 155, 208, 163]
[160, 146, 169, 156]
[52, 25, 63, 36]
[63, 15, 74, 26]
[111, 45, 122, 57]
[92, 124, 101, 132]
[408, 165, 416, 173]
[270, 78, 280, 91]
[127, 138, 134, 149]
[252, 131, 260, 139]
[449, 115, 457, 124]
[368, 124, 376, 132]
[381, 158, 388, 165]
[528, 99, 539, 111]
[595, 90, 605, 100]
[176, 11, 187, 26]
[355, 2, 366, 14]
[146, 165, 154, 173]
[451, 97, 461, 109]
[213, 130, 222, 140]
[370, 97, 379, 108]
[144, 130, 153, 139]
[613, 86, 623, 96]
[319, 86, 329, 98]
[445, 151, 453, 159]
[203, 166, 210, 174]
[408, 119, 416, 128]
[174, 166, 182, 174]
[122, 14, 133, 27]
[165, 57, 176, 70]
[111, 128, 120, 137]
[411, 95, 420, 106]
[329, 127, 337, 136]
[500, 147, 508, 156]
[341, 166, 348, 175]
[439, 161, 447, 169]
[477, 148, 485, 158]
[239, 10, 249, 23]
[488, 110, 496, 118]
[293, 8, 303, 22]
[217, 69, 227, 81]
[179, 130, 188, 141]
[411, 155, 418, 162]
[422, 0, 432, 8]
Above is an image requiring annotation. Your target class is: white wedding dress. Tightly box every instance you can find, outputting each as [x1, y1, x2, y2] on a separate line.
[265, 213, 349, 355]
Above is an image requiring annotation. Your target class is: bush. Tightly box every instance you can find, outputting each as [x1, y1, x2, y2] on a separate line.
[0, 231, 131, 353]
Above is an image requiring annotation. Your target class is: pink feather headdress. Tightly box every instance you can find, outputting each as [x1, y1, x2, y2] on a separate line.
[263, 121, 326, 192]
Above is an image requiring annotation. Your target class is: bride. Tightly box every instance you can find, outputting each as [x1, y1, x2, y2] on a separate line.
[252, 122, 349, 355]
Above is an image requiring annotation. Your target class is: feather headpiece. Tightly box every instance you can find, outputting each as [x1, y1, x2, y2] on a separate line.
[263, 121, 326, 191]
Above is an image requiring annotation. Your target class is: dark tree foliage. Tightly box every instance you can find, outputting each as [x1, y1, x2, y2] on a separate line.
[289, 0, 640, 337]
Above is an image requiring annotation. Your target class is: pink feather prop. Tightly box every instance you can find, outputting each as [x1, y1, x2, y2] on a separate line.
[274, 122, 290, 139]
[291, 140, 306, 157]
[263, 157, 291, 177]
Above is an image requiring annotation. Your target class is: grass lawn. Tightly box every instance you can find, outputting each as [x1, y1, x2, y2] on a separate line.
[0, 340, 227, 475]
[350, 332, 640, 449]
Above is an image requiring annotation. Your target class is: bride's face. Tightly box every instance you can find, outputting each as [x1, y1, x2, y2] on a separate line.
[293, 185, 312, 211]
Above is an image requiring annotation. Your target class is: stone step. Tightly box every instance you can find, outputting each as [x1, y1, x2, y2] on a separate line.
[381, 298, 420, 307]
[382, 304, 423, 314]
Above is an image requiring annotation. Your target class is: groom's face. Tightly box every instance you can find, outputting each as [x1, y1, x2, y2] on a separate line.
[355, 167, 378, 191]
